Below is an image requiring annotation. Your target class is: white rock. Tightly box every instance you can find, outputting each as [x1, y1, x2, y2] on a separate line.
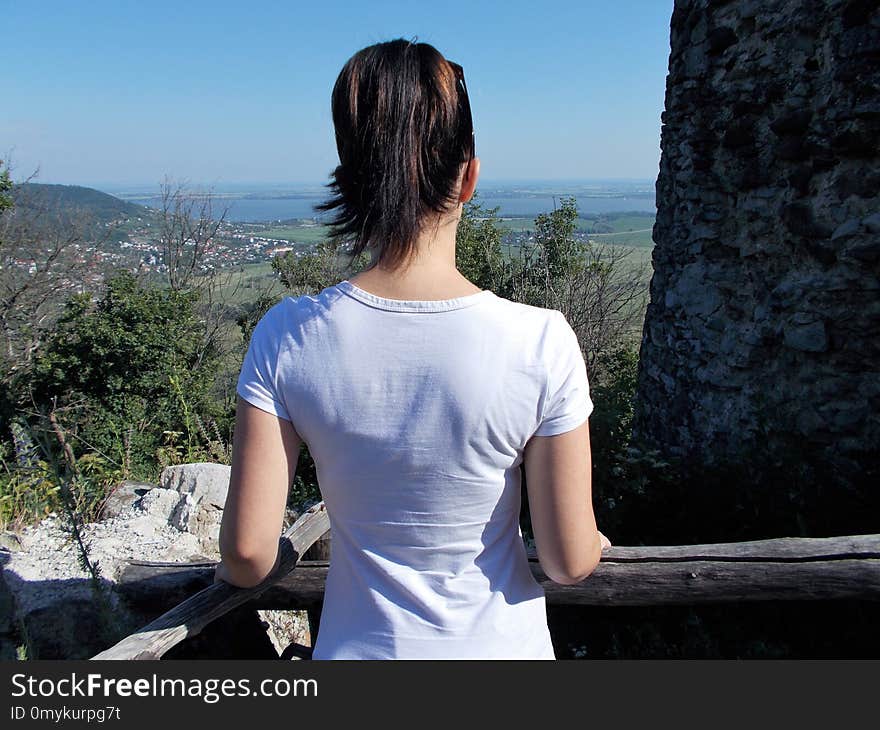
[137, 487, 184, 523]
[161, 463, 231, 508]
[170, 493, 198, 533]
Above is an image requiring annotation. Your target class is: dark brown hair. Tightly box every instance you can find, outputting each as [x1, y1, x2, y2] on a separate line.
[317, 39, 475, 270]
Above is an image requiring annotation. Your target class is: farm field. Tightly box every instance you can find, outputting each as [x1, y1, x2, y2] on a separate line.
[589, 228, 655, 248]
[495, 212, 655, 247]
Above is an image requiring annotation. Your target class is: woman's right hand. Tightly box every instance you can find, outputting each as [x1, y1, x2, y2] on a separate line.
[598, 530, 612, 552]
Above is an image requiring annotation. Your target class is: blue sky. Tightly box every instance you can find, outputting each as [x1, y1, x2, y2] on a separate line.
[3, 0, 673, 187]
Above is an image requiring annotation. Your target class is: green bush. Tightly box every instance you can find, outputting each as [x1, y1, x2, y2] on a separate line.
[0, 423, 125, 528]
[455, 197, 506, 292]
[19, 270, 223, 482]
[0, 439, 60, 529]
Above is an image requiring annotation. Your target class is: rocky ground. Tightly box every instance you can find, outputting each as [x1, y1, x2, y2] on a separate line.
[0, 463, 310, 659]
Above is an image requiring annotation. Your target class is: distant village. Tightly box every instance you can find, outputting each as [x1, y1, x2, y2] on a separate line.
[111, 216, 317, 273]
[8, 212, 588, 282]
[2, 212, 319, 297]
[2, 215, 317, 283]
[4, 192, 636, 303]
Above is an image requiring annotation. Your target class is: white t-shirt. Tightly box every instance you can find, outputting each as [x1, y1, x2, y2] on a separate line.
[236, 279, 593, 659]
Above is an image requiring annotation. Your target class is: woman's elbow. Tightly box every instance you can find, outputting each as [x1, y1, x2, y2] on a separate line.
[544, 560, 600, 586]
[543, 537, 603, 586]
[219, 540, 278, 588]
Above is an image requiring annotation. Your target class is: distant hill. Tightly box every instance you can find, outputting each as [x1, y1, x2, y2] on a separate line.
[11, 183, 148, 225]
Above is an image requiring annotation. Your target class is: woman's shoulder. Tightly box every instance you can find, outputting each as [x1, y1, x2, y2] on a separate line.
[257, 284, 349, 327]
[464, 294, 574, 363]
[484, 292, 567, 330]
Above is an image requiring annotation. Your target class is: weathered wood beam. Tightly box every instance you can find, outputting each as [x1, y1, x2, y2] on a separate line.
[539, 558, 880, 605]
[91, 502, 331, 660]
[95, 529, 880, 659]
[255, 543, 880, 606]
[563, 534, 880, 562]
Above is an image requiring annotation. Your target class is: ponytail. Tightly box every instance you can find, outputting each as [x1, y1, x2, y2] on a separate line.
[317, 39, 474, 270]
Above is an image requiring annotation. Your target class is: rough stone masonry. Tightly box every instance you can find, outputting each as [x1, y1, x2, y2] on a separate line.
[633, 0, 880, 483]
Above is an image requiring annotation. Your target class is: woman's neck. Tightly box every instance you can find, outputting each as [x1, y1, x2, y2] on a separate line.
[347, 211, 482, 300]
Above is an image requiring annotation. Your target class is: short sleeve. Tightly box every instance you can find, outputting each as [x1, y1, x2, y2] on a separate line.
[534, 311, 594, 437]
[236, 306, 292, 422]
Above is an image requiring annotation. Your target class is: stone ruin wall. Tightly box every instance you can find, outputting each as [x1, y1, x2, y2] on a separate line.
[633, 0, 880, 482]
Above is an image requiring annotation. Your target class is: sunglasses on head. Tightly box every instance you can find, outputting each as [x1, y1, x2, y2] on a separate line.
[448, 60, 476, 162]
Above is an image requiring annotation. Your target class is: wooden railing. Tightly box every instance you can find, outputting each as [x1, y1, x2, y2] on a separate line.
[91, 502, 880, 660]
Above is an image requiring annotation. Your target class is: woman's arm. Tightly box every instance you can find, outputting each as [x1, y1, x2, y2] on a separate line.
[523, 418, 609, 585]
[215, 396, 302, 588]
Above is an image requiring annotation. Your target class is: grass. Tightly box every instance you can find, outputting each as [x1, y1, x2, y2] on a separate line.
[589, 228, 655, 248]
[598, 214, 656, 233]
[500, 241, 654, 272]
[211, 263, 281, 306]
[585, 213, 655, 248]
[615, 244, 654, 269]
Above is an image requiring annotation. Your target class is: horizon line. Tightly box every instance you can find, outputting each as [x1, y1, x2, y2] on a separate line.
[22, 176, 660, 192]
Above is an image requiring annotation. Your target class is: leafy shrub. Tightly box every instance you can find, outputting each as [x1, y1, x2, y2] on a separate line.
[0, 424, 124, 528]
[455, 197, 506, 292]
[0, 440, 59, 530]
[271, 239, 369, 296]
[20, 270, 222, 482]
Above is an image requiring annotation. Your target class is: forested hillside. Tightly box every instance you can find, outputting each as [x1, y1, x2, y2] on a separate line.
[12, 183, 148, 224]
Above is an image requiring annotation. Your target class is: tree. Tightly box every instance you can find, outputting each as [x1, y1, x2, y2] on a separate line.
[534, 196, 584, 282]
[506, 196, 586, 306]
[155, 179, 252, 410]
[157, 178, 228, 293]
[562, 241, 650, 381]
[0, 160, 13, 218]
[455, 196, 505, 292]
[503, 197, 649, 386]
[0, 161, 102, 408]
[26, 270, 221, 477]
[271, 238, 369, 296]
